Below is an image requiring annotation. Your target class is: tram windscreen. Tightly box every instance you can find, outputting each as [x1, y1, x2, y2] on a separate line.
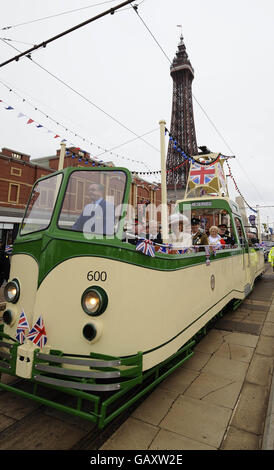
[58, 170, 127, 237]
[20, 174, 63, 235]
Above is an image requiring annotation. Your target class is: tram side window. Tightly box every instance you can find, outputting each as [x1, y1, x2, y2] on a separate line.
[189, 207, 236, 248]
[21, 174, 63, 235]
[234, 217, 246, 246]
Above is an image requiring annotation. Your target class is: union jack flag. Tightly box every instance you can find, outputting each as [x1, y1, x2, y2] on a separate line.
[17, 310, 30, 331]
[27, 316, 47, 348]
[190, 163, 215, 185]
[136, 239, 155, 257]
[158, 245, 172, 254]
[158, 245, 169, 253]
[16, 330, 26, 344]
[5, 245, 13, 255]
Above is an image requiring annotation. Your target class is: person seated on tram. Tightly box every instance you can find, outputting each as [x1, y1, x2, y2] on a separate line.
[208, 226, 225, 247]
[191, 218, 208, 249]
[128, 221, 146, 245]
[237, 227, 244, 246]
[169, 213, 192, 249]
[218, 223, 235, 246]
[146, 220, 162, 245]
[72, 183, 115, 236]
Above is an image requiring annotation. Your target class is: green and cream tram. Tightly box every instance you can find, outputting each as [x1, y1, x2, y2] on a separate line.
[0, 155, 264, 428]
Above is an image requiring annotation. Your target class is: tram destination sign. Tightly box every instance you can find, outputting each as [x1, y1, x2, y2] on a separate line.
[191, 202, 213, 207]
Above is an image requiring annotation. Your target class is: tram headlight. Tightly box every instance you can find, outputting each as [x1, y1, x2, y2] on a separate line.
[81, 286, 108, 316]
[4, 279, 20, 304]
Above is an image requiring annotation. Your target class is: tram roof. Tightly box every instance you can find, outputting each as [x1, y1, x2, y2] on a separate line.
[176, 196, 241, 216]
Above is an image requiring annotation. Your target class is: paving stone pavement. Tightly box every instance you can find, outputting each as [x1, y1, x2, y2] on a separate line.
[0, 267, 274, 450]
[101, 268, 274, 451]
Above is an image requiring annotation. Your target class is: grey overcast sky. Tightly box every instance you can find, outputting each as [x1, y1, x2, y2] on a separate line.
[0, 0, 273, 226]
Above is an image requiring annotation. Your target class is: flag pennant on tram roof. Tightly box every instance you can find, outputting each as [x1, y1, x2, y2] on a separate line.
[27, 316, 48, 348]
[17, 310, 30, 331]
[136, 239, 155, 257]
[189, 163, 216, 185]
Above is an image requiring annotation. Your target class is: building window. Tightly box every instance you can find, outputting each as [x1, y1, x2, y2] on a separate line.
[8, 183, 20, 203]
[11, 167, 22, 177]
[11, 153, 22, 160]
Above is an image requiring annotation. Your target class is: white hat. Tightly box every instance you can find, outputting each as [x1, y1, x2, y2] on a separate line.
[170, 213, 189, 224]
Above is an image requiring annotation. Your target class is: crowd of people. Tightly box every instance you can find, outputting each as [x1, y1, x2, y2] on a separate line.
[124, 213, 236, 252]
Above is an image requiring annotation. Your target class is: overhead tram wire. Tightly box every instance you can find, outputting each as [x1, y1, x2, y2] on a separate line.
[0, 38, 36, 47]
[131, 5, 271, 212]
[0, 38, 159, 154]
[0, 0, 137, 68]
[1, 1, 118, 30]
[93, 127, 158, 157]
[0, 0, 148, 30]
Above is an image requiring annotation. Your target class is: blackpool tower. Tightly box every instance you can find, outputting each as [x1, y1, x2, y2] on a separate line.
[166, 35, 198, 202]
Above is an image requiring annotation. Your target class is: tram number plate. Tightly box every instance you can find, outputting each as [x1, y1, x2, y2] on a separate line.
[87, 271, 107, 282]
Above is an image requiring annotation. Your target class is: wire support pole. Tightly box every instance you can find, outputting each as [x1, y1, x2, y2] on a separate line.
[256, 205, 262, 244]
[159, 119, 168, 244]
[0, 0, 136, 68]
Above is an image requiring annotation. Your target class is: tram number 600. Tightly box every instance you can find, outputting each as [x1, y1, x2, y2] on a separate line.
[87, 271, 107, 282]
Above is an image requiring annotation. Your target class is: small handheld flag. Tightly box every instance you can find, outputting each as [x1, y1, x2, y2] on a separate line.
[136, 239, 155, 257]
[16, 330, 26, 344]
[17, 310, 30, 331]
[27, 316, 47, 348]
[5, 245, 13, 255]
[16, 310, 30, 344]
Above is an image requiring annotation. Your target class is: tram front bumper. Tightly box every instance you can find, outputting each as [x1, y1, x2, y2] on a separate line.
[0, 325, 143, 392]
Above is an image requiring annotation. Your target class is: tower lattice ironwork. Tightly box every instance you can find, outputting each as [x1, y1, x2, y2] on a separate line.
[166, 35, 198, 201]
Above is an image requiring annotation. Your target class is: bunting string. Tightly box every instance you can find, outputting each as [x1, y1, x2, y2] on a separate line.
[226, 160, 257, 213]
[0, 95, 196, 178]
[131, 129, 228, 176]
[128, 234, 236, 258]
[0, 85, 154, 171]
[165, 128, 257, 213]
[165, 128, 224, 166]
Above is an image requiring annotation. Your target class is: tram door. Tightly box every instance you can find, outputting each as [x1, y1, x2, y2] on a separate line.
[234, 216, 251, 286]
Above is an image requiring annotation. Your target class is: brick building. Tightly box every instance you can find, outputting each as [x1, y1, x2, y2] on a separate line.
[0, 146, 161, 245]
[0, 147, 52, 246]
